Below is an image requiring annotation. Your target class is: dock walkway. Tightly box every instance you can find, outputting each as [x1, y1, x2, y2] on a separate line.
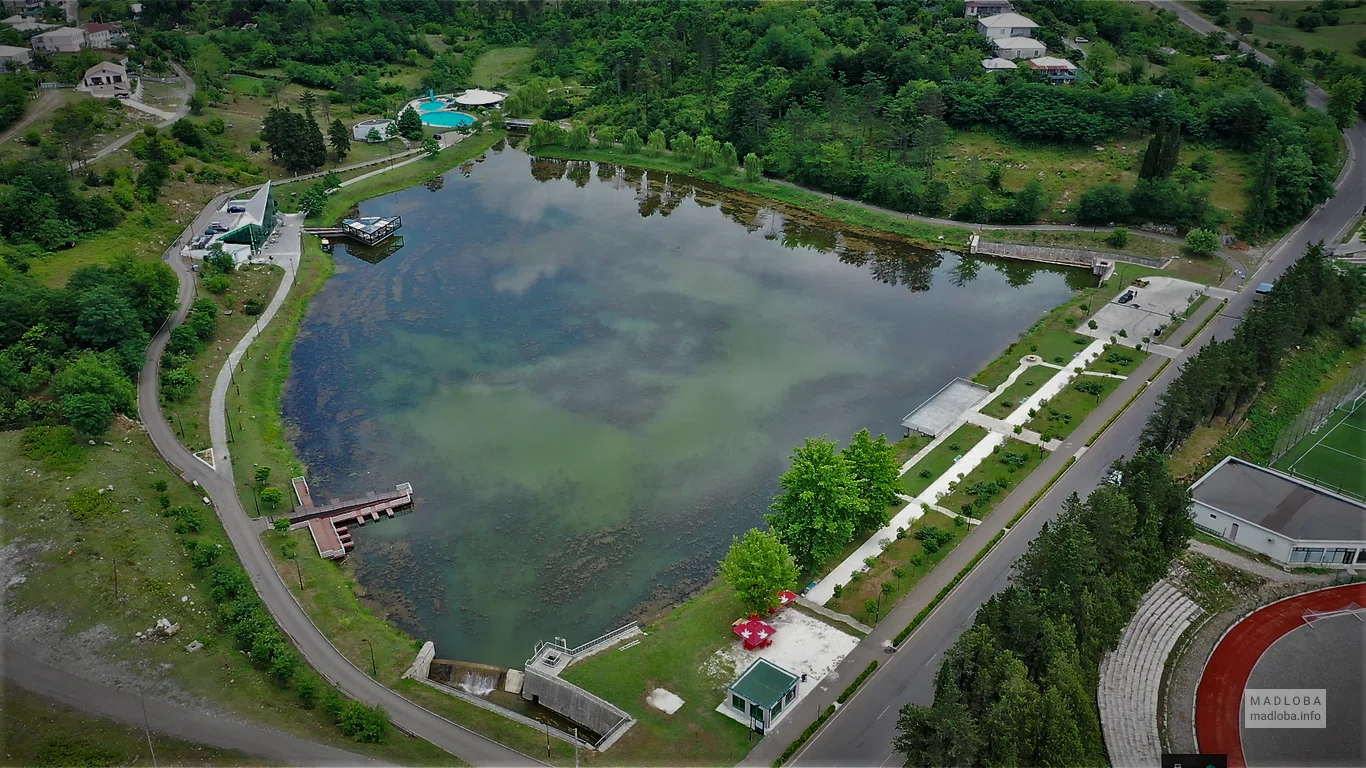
[289, 476, 414, 559]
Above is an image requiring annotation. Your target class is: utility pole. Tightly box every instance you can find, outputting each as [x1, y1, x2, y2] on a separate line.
[362, 638, 377, 676]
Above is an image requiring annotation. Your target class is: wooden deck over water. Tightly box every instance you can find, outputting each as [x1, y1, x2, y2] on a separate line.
[289, 476, 415, 559]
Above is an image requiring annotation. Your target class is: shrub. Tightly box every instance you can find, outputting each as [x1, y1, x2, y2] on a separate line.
[918, 468, 933, 478]
[203, 275, 230, 294]
[1106, 226, 1129, 247]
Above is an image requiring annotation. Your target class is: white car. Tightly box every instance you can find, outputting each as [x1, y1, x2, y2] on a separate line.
[1106, 470, 1123, 486]
[1074, 36, 1089, 43]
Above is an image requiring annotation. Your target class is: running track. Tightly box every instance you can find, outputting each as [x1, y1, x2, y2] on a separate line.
[1195, 583, 1366, 767]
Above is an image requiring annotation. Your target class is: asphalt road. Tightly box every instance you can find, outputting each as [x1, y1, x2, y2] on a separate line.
[136, 211, 540, 763]
[785, 22, 1366, 767]
[2, 648, 377, 766]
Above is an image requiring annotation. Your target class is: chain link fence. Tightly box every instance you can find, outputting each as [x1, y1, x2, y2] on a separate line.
[1269, 360, 1366, 464]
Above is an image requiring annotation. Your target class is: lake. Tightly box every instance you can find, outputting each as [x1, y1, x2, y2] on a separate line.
[281, 143, 1088, 667]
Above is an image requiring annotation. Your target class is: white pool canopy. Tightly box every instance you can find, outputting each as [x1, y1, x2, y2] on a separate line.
[454, 88, 506, 106]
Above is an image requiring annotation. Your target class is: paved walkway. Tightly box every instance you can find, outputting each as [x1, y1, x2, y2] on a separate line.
[796, 597, 874, 634]
[121, 98, 177, 122]
[2, 648, 378, 766]
[1098, 579, 1203, 768]
[1187, 540, 1310, 583]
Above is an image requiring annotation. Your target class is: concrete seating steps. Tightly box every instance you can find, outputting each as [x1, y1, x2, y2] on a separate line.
[1098, 579, 1202, 768]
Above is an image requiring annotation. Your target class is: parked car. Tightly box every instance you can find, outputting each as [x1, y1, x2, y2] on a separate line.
[433, 133, 443, 140]
[1074, 36, 1089, 43]
[227, 205, 246, 213]
[1118, 289, 1136, 304]
[1255, 282, 1274, 299]
[1106, 470, 1123, 486]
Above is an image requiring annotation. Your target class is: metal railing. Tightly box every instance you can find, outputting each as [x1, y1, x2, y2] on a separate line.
[530, 622, 639, 661]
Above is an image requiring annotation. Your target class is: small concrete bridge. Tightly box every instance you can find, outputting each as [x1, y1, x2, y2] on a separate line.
[288, 476, 415, 559]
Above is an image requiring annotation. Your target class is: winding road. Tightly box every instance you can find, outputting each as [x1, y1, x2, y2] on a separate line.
[749, 8, 1366, 766]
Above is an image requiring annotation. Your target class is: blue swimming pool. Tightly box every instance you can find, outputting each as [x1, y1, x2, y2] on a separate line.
[417, 100, 448, 112]
[420, 111, 476, 128]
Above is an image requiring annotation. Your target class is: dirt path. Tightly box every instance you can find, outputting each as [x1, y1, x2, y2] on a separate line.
[0, 89, 64, 146]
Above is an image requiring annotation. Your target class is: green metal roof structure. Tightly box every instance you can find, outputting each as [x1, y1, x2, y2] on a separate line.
[218, 181, 278, 254]
[728, 658, 799, 710]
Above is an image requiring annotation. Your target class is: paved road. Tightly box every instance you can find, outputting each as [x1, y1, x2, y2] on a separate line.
[136, 168, 539, 766]
[2, 648, 378, 766]
[756, 22, 1366, 767]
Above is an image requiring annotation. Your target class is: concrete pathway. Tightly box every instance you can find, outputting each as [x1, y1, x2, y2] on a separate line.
[121, 98, 177, 122]
[1186, 540, 1314, 583]
[2, 648, 378, 766]
[962, 411, 1059, 449]
[795, 597, 874, 634]
[1147, 343, 1185, 359]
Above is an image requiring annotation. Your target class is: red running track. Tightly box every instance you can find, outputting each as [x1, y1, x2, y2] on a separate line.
[1195, 583, 1366, 768]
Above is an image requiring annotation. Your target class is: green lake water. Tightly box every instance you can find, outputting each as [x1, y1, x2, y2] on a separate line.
[281, 143, 1089, 667]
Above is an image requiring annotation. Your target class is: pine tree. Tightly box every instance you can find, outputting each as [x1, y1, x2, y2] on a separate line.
[328, 118, 350, 161]
[396, 107, 423, 140]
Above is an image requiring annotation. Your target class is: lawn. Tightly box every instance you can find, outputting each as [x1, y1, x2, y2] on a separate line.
[824, 511, 970, 625]
[0, 686, 256, 767]
[472, 46, 537, 88]
[899, 423, 991, 498]
[1025, 375, 1125, 440]
[0, 424, 452, 765]
[1215, 1, 1366, 60]
[935, 438, 1050, 519]
[938, 130, 1248, 224]
[980, 368, 1052, 419]
[977, 327, 1092, 390]
[1085, 344, 1148, 377]
[163, 263, 284, 454]
[894, 433, 933, 464]
[558, 584, 757, 766]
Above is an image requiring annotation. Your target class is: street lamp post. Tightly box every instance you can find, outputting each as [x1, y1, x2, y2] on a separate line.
[361, 638, 377, 676]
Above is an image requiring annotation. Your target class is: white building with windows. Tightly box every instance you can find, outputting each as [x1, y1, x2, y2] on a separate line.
[993, 36, 1046, 60]
[29, 25, 83, 53]
[977, 12, 1039, 40]
[1191, 457, 1366, 568]
[965, 0, 1014, 18]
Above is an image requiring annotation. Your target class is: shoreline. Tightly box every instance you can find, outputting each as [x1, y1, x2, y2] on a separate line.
[251, 138, 1120, 661]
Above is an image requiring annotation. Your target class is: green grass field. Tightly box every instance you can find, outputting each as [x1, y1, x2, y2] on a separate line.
[980, 369, 1051, 419]
[1275, 397, 1366, 500]
[936, 438, 1049, 519]
[899, 423, 991, 497]
[825, 511, 969, 624]
[1026, 375, 1125, 440]
[1220, 1, 1366, 59]
[1085, 345, 1148, 377]
[472, 47, 536, 88]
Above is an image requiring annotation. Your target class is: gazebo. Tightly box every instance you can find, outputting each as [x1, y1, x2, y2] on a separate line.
[454, 88, 506, 107]
[732, 615, 776, 651]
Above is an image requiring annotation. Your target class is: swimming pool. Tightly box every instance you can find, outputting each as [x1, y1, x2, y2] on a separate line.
[420, 111, 476, 128]
[417, 100, 448, 112]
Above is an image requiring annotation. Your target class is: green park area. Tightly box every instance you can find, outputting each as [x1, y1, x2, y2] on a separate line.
[980, 369, 1052, 419]
[1273, 394, 1366, 500]
[899, 423, 990, 497]
[824, 511, 969, 625]
[1211, 1, 1366, 60]
[1026, 376, 1126, 440]
[1086, 345, 1149, 377]
[936, 439, 1050, 520]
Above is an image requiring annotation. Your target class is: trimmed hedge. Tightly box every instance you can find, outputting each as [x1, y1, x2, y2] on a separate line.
[774, 661, 879, 767]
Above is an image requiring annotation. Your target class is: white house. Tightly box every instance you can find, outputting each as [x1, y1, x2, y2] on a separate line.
[2, 0, 76, 22]
[977, 12, 1039, 40]
[0, 44, 30, 70]
[81, 22, 123, 49]
[1027, 56, 1078, 84]
[965, 0, 1014, 18]
[1, 14, 54, 32]
[29, 25, 84, 53]
[993, 36, 1046, 60]
[1191, 457, 1366, 568]
[981, 57, 1018, 71]
[79, 60, 129, 97]
[352, 117, 394, 142]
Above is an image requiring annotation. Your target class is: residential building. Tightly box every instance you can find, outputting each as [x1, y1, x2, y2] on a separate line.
[981, 56, 1018, 71]
[723, 658, 800, 735]
[79, 60, 129, 97]
[977, 12, 1039, 39]
[993, 36, 1046, 60]
[29, 25, 83, 53]
[81, 22, 124, 49]
[1027, 56, 1077, 84]
[0, 44, 30, 69]
[352, 117, 394, 141]
[2, 0, 76, 22]
[1190, 457, 1366, 568]
[1, 13, 54, 32]
[965, 0, 1014, 18]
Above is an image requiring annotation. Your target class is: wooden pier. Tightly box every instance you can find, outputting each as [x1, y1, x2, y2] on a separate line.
[288, 476, 415, 559]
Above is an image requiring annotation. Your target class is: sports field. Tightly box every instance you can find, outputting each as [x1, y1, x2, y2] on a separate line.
[1274, 394, 1366, 500]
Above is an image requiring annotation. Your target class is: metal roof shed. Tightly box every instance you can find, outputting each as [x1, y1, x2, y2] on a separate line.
[725, 658, 799, 734]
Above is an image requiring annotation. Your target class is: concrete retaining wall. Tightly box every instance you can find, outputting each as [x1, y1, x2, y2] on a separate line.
[521, 667, 632, 745]
[972, 237, 1169, 269]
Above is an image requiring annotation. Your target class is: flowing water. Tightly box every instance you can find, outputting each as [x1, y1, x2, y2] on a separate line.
[282, 144, 1089, 667]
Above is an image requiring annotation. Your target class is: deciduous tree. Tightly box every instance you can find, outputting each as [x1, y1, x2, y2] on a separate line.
[767, 437, 865, 572]
[719, 528, 799, 614]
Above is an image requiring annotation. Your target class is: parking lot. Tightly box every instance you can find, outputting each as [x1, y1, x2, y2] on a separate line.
[1083, 276, 1206, 342]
